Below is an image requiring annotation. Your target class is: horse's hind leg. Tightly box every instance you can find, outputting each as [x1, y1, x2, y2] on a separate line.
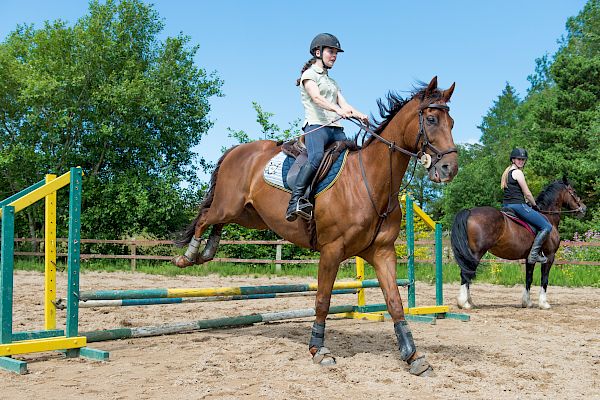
[521, 262, 535, 308]
[457, 271, 478, 309]
[173, 214, 225, 267]
[196, 224, 223, 263]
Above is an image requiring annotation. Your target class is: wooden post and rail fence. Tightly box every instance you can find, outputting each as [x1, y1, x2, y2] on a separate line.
[11, 237, 600, 272]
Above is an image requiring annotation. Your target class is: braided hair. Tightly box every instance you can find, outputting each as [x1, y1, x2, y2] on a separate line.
[296, 57, 317, 86]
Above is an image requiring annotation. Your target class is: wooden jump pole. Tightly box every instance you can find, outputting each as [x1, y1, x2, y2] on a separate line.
[82, 303, 389, 343]
[78, 279, 409, 301]
[58, 289, 358, 309]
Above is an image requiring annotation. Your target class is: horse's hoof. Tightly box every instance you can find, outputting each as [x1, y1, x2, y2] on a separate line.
[312, 347, 336, 366]
[521, 300, 533, 308]
[539, 302, 551, 310]
[408, 355, 434, 377]
[171, 255, 194, 268]
[457, 300, 472, 310]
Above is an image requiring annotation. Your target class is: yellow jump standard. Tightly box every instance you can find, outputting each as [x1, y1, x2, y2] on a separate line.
[0, 168, 107, 374]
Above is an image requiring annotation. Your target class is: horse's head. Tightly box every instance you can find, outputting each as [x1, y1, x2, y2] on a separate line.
[414, 77, 458, 183]
[561, 176, 587, 218]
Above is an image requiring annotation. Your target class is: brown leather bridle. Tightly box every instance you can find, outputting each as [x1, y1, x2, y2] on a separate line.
[352, 103, 456, 169]
[353, 103, 456, 219]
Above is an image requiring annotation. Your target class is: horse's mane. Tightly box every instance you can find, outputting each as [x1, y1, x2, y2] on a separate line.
[536, 180, 568, 209]
[360, 82, 445, 147]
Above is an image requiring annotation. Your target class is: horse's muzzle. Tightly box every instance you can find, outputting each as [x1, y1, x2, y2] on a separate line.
[428, 156, 458, 183]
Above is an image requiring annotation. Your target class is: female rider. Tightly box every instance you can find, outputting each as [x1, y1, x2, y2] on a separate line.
[285, 33, 369, 221]
[501, 148, 553, 264]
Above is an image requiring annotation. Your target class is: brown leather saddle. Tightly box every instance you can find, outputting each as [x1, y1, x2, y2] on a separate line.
[280, 138, 357, 191]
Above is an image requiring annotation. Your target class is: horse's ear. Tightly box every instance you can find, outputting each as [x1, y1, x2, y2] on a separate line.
[425, 76, 438, 96]
[442, 82, 456, 102]
[562, 174, 569, 185]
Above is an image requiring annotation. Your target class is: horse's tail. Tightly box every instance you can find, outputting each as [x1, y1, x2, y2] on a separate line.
[450, 209, 480, 282]
[175, 146, 239, 246]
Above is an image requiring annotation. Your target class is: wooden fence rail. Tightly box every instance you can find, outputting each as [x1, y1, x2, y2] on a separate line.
[12, 237, 600, 271]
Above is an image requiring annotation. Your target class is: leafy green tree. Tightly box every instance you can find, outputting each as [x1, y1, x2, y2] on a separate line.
[402, 159, 442, 217]
[440, 0, 599, 238]
[521, 0, 600, 237]
[440, 85, 524, 226]
[0, 0, 222, 242]
[224, 102, 300, 151]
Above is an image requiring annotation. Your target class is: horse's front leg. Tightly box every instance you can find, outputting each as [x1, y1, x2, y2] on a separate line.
[522, 262, 535, 308]
[539, 254, 555, 310]
[308, 247, 341, 366]
[369, 246, 434, 377]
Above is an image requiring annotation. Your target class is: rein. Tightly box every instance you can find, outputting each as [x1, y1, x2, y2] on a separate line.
[540, 209, 583, 214]
[291, 117, 344, 140]
[540, 186, 585, 215]
[350, 103, 457, 168]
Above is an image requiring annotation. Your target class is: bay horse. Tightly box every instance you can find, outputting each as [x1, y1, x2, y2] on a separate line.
[450, 176, 586, 310]
[173, 77, 458, 376]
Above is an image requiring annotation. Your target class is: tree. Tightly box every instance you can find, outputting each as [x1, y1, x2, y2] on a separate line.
[401, 159, 443, 217]
[440, 85, 525, 226]
[521, 0, 600, 237]
[440, 0, 599, 238]
[0, 0, 222, 241]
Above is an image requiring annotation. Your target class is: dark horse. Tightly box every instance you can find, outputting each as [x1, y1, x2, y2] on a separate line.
[173, 77, 458, 376]
[451, 176, 586, 310]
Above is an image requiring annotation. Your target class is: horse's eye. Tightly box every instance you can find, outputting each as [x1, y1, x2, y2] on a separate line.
[426, 116, 436, 124]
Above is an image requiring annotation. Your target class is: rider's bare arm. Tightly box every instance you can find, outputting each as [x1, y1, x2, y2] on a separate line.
[512, 169, 537, 206]
[303, 79, 349, 118]
[337, 91, 368, 123]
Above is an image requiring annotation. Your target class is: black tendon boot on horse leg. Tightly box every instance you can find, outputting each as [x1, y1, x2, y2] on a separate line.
[527, 230, 549, 264]
[308, 321, 335, 366]
[285, 163, 317, 221]
[395, 320, 434, 376]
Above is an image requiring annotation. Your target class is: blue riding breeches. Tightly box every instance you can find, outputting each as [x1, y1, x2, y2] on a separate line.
[304, 125, 347, 170]
[503, 203, 552, 234]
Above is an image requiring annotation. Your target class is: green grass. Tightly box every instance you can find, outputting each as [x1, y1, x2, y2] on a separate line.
[13, 258, 600, 288]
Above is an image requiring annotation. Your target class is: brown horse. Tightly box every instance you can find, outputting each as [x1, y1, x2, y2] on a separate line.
[450, 176, 586, 310]
[173, 77, 458, 376]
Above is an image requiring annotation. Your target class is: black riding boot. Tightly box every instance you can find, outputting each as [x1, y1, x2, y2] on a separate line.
[527, 230, 549, 264]
[285, 163, 317, 222]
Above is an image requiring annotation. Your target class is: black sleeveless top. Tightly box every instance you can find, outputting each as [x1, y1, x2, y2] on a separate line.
[503, 169, 525, 204]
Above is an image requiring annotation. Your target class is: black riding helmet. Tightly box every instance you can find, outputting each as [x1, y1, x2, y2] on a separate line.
[510, 148, 528, 161]
[310, 33, 344, 58]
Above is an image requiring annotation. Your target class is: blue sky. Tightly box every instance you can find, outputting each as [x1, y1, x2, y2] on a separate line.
[1, 1, 588, 180]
